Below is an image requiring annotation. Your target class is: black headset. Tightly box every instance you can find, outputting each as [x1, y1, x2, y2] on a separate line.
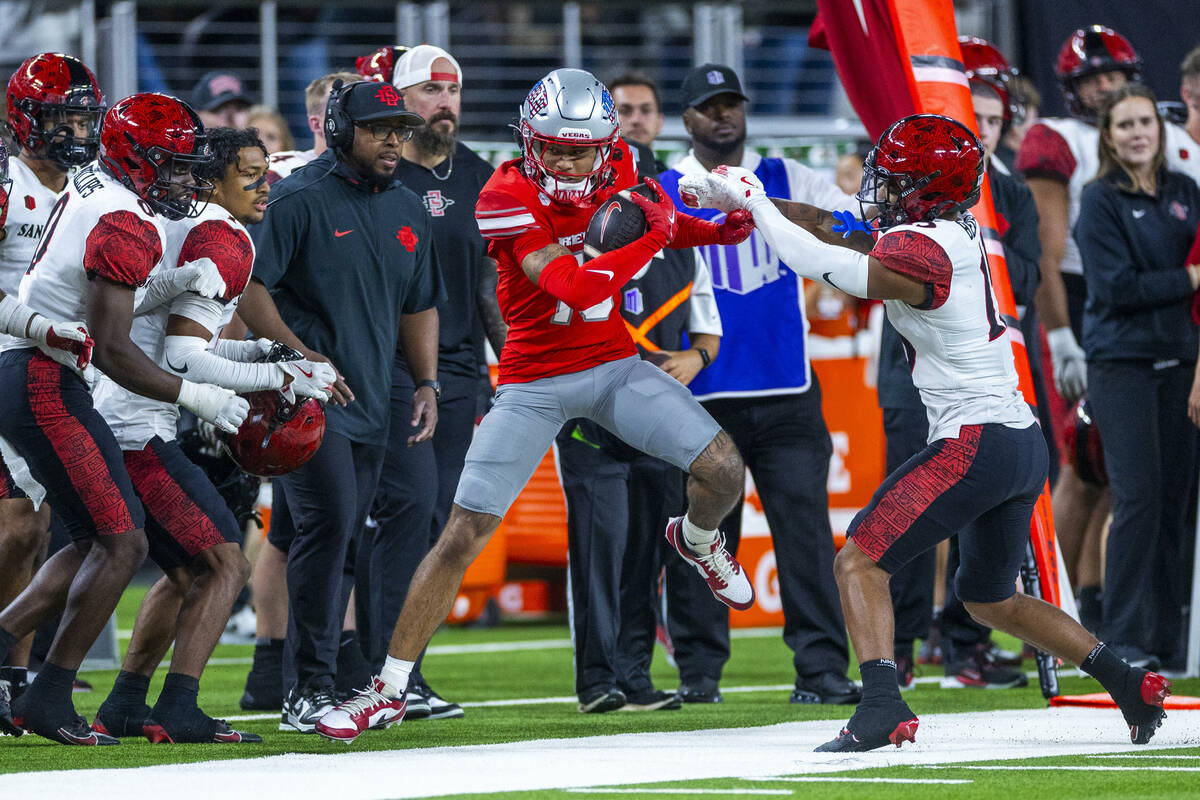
[324, 79, 356, 153]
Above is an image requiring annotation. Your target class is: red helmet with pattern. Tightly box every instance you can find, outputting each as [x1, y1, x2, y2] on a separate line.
[857, 114, 984, 230]
[1062, 400, 1107, 486]
[959, 35, 1020, 126]
[1055, 26, 1142, 119]
[225, 390, 325, 478]
[7, 52, 105, 169]
[356, 46, 409, 83]
[99, 92, 213, 220]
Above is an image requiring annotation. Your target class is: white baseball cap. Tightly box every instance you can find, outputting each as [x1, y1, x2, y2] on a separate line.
[392, 45, 462, 90]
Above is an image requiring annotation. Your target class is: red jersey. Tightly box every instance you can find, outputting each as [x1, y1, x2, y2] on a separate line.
[475, 139, 639, 384]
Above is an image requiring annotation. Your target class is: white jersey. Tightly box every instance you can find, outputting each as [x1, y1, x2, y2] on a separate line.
[1029, 117, 1098, 277]
[94, 204, 255, 450]
[4, 162, 167, 357]
[1165, 121, 1200, 187]
[266, 149, 316, 184]
[874, 214, 1036, 443]
[0, 158, 64, 349]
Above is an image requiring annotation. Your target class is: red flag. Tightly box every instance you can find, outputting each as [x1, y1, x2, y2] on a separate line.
[809, 0, 916, 140]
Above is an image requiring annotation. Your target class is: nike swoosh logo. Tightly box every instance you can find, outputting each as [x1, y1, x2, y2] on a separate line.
[334, 229, 354, 237]
[297, 366, 313, 378]
[166, 357, 188, 374]
[822, 271, 842, 291]
[740, 176, 757, 187]
[587, 269, 615, 279]
[57, 726, 98, 745]
[1132, 210, 1146, 219]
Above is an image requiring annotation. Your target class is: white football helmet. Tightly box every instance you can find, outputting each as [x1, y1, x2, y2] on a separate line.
[518, 68, 619, 204]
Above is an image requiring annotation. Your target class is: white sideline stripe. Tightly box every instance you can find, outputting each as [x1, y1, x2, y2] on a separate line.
[568, 790, 791, 795]
[928, 765, 1200, 772]
[7, 709, 1200, 800]
[1087, 754, 1200, 759]
[755, 777, 973, 785]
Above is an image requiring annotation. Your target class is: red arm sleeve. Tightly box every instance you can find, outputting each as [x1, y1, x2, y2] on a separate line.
[670, 213, 723, 248]
[871, 230, 953, 310]
[83, 211, 163, 287]
[177, 219, 255, 303]
[538, 231, 669, 310]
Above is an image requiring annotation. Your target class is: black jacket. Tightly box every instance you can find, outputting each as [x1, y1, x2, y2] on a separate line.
[1075, 169, 1200, 363]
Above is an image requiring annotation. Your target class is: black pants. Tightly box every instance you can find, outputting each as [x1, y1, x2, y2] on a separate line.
[556, 422, 685, 696]
[1088, 359, 1196, 663]
[271, 430, 385, 692]
[667, 384, 849, 683]
[359, 366, 478, 670]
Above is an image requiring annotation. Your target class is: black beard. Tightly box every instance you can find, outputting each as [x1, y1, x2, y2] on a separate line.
[692, 128, 746, 159]
[412, 119, 457, 158]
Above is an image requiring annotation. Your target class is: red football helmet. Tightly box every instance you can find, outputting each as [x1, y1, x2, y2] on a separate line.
[857, 114, 984, 230]
[356, 46, 409, 83]
[1062, 400, 1107, 486]
[1055, 25, 1142, 119]
[959, 35, 1021, 126]
[7, 53, 105, 169]
[99, 92, 213, 220]
[225, 390, 325, 478]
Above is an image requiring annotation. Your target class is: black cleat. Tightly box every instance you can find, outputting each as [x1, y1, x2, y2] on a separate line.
[144, 712, 263, 744]
[0, 681, 23, 737]
[791, 672, 862, 705]
[815, 697, 918, 752]
[678, 680, 722, 704]
[93, 702, 152, 738]
[14, 690, 118, 745]
[1117, 670, 1171, 745]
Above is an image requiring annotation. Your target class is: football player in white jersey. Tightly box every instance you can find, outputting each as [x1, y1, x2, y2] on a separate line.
[87, 127, 333, 744]
[681, 114, 1172, 752]
[264, 71, 361, 185]
[0, 53, 106, 703]
[0, 93, 248, 745]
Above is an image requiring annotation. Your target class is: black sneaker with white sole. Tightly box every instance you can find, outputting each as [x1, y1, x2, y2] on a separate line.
[0, 681, 23, 737]
[622, 688, 682, 711]
[407, 677, 463, 719]
[578, 688, 626, 713]
[280, 685, 338, 733]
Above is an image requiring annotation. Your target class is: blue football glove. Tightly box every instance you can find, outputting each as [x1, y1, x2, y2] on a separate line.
[831, 209, 870, 239]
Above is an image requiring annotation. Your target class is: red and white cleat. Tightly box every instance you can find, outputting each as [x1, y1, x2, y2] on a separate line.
[315, 677, 405, 744]
[665, 516, 755, 610]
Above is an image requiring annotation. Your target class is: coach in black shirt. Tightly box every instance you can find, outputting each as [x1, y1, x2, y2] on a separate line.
[355, 46, 504, 718]
[238, 80, 444, 732]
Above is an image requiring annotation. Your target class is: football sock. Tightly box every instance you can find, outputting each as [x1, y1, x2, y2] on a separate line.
[155, 672, 200, 712]
[24, 661, 76, 709]
[682, 515, 718, 551]
[1081, 642, 1139, 699]
[859, 659, 903, 702]
[0, 627, 16, 666]
[107, 669, 151, 709]
[380, 656, 415, 697]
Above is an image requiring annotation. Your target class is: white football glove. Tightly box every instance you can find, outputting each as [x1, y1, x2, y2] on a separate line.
[176, 380, 249, 434]
[1046, 326, 1087, 403]
[678, 165, 768, 213]
[27, 317, 94, 371]
[278, 360, 336, 402]
[175, 257, 227, 299]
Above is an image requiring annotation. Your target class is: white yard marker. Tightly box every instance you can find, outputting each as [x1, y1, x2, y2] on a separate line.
[755, 777, 972, 784]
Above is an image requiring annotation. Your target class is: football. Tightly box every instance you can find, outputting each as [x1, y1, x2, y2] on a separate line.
[582, 183, 654, 260]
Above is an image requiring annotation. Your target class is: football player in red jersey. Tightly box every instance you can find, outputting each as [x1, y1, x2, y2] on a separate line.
[0, 93, 247, 744]
[681, 114, 1173, 753]
[0, 52, 106, 706]
[317, 68, 755, 743]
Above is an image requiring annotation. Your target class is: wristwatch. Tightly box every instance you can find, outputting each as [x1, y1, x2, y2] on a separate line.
[694, 347, 711, 368]
[417, 379, 441, 399]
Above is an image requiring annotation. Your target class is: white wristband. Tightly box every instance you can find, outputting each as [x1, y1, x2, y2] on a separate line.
[0, 294, 36, 339]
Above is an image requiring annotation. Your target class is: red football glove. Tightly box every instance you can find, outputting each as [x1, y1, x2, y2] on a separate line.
[44, 324, 95, 370]
[628, 177, 677, 245]
[671, 208, 756, 249]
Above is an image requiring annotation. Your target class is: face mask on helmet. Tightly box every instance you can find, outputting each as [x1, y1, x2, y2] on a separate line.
[7, 53, 106, 171]
[140, 144, 215, 221]
[37, 103, 105, 169]
[856, 152, 923, 230]
[525, 136, 610, 203]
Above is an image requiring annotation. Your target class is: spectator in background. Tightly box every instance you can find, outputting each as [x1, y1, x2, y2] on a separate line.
[264, 71, 361, 184]
[358, 44, 504, 721]
[1076, 84, 1200, 671]
[609, 72, 666, 172]
[192, 70, 254, 130]
[236, 80, 440, 733]
[658, 64, 861, 707]
[996, 75, 1040, 172]
[246, 105, 295, 154]
[833, 152, 865, 196]
[1166, 45, 1200, 185]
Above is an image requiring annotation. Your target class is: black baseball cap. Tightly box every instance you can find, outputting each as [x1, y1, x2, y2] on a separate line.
[681, 63, 749, 109]
[342, 81, 424, 126]
[192, 71, 254, 112]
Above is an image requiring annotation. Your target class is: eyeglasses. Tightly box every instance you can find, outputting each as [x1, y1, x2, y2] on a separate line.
[360, 123, 415, 143]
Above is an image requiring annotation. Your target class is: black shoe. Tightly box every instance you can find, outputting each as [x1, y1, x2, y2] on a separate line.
[280, 684, 338, 733]
[0, 680, 22, 737]
[144, 705, 263, 744]
[622, 688, 682, 711]
[791, 672, 862, 705]
[815, 697, 918, 752]
[677, 682, 722, 704]
[942, 643, 1029, 689]
[407, 677, 464, 719]
[240, 641, 284, 711]
[984, 641, 1025, 668]
[93, 701, 152, 737]
[1115, 669, 1171, 745]
[15, 691, 117, 746]
[578, 688, 626, 713]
